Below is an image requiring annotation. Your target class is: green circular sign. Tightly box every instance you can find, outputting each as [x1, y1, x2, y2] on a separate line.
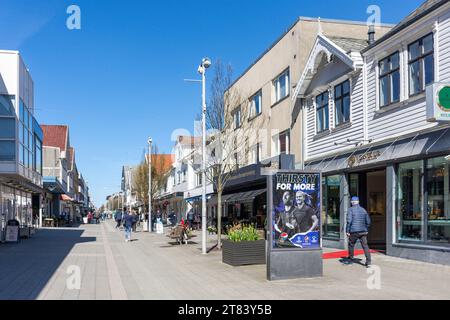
[437, 86, 450, 111]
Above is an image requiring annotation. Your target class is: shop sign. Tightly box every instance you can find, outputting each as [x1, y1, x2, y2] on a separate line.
[269, 171, 322, 250]
[348, 151, 382, 168]
[5, 226, 19, 243]
[427, 83, 450, 122]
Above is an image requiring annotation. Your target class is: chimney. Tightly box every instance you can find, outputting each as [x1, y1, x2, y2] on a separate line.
[368, 24, 376, 45]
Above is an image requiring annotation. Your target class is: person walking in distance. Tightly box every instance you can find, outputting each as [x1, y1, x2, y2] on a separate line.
[346, 197, 372, 268]
[123, 208, 135, 242]
[115, 210, 122, 229]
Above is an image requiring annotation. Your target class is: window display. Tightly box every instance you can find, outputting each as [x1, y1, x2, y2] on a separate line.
[426, 157, 450, 244]
[322, 175, 341, 239]
[397, 161, 423, 241]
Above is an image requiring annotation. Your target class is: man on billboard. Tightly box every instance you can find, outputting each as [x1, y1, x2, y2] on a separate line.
[294, 191, 319, 234]
[274, 191, 297, 246]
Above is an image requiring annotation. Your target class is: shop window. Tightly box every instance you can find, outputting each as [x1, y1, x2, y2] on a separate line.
[397, 161, 423, 241]
[426, 157, 450, 244]
[322, 175, 341, 239]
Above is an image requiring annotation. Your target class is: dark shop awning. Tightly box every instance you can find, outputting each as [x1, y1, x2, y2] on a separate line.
[226, 189, 266, 203]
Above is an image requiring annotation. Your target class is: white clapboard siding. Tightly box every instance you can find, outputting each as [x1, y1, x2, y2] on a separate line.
[306, 72, 365, 160]
[439, 9, 450, 82]
[364, 8, 450, 142]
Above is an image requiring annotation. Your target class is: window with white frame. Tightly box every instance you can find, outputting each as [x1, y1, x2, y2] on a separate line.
[196, 172, 202, 187]
[334, 80, 351, 125]
[279, 130, 290, 155]
[273, 69, 290, 104]
[316, 91, 329, 133]
[233, 107, 241, 129]
[379, 52, 400, 107]
[249, 90, 262, 118]
[272, 131, 290, 156]
[409, 33, 434, 96]
[251, 143, 262, 164]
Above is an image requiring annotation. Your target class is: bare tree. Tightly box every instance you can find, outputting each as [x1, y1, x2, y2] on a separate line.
[133, 145, 172, 214]
[194, 59, 267, 250]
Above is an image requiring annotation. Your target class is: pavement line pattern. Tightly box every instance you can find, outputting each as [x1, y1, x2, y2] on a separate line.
[100, 223, 128, 300]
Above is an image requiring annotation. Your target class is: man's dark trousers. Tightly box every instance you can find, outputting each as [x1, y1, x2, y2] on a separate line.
[348, 232, 371, 263]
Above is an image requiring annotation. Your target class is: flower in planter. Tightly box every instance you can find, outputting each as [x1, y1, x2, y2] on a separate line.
[227, 225, 260, 242]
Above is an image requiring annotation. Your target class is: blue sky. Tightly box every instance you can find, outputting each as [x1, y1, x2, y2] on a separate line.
[0, 0, 425, 206]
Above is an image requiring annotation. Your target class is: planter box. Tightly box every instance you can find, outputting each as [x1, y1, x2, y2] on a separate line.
[222, 239, 266, 267]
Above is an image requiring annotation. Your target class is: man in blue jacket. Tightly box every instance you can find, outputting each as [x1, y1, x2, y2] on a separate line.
[123, 208, 136, 242]
[346, 197, 372, 267]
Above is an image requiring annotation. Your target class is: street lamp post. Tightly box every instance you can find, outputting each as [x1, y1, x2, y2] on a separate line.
[148, 137, 153, 233]
[198, 58, 211, 255]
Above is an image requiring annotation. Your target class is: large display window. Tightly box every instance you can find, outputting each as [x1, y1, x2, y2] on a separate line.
[397, 161, 423, 241]
[322, 175, 341, 239]
[426, 157, 450, 244]
[396, 157, 450, 246]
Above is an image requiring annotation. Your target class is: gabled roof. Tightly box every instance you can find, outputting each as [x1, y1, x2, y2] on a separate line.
[293, 34, 364, 100]
[363, 0, 450, 52]
[42, 125, 69, 152]
[327, 36, 368, 53]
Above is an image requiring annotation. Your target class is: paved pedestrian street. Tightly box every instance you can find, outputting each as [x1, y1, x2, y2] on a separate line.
[0, 220, 449, 300]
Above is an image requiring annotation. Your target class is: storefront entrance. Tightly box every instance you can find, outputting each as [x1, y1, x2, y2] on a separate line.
[350, 169, 387, 251]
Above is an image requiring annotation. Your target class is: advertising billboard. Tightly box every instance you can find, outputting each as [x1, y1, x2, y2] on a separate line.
[270, 171, 321, 250]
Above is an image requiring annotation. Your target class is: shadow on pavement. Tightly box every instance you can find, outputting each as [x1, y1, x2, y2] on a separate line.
[0, 228, 96, 300]
[339, 257, 369, 268]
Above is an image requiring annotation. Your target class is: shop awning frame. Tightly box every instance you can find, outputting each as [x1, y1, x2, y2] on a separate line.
[210, 189, 266, 205]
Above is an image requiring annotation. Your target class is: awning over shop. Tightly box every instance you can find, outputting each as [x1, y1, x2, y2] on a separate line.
[209, 189, 266, 205]
[43, 177, 66, 194]
[209, 194, 234, 205]
[226, 189, 266, 203]
[185, 194, 213, 202]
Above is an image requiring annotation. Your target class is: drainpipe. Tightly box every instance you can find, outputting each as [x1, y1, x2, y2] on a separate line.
[301, 98, 306, 170]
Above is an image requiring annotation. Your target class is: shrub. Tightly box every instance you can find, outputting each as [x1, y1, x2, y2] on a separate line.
[227, 224, 260, 242]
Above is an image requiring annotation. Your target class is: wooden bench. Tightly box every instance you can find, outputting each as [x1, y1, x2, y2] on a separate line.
[168, 225, 191, 245]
